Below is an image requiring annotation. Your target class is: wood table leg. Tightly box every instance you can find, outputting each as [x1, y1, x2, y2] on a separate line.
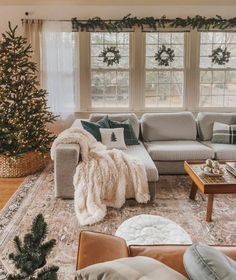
[206, 194, 214, 222]
[189, 182, 198, 200]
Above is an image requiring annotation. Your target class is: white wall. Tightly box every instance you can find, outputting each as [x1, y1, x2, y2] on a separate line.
[1, 4, 235, 133]
[0, 4, 236, 34]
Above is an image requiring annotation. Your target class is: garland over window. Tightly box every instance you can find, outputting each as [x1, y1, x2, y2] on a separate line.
[72, 14, 236, 32]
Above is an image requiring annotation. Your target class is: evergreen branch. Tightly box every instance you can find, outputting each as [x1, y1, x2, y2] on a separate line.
[36, 265, 59, 280]
[7, 214, 58, 280]
[31, 214, 47, 244]
[72, 14, 236, 32]
[39, 240, 56, 257]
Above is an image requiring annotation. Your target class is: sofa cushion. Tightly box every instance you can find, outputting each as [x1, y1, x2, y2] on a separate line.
[124, 142, 158, 182]
[81, 117, 109, 142]
[184, 244, 236, 280]
[144, 140, 214, 161]
[89, 113, 140, 139]
[100, 128, 127, 150]
[77, 256, 187, 280]
[72, 119, 85, 129]
[141, 112, 197, 142]
[202, 141, 236, 160]
[109, 119, 139, 145]
[212, 122, 236, 144]
[197, 112, 236, 141]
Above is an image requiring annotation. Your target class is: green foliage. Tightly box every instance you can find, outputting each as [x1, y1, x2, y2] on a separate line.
[8, 214, 59, 280]
[209, 47, 231, 65]
[99, 46, 121, 66]
[72, 14, 236, 32]
[0, 22, 57, 157]
[154, 45, 175, 67]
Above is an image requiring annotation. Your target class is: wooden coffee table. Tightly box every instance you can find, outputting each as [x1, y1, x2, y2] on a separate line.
[184, 161, 236, 222]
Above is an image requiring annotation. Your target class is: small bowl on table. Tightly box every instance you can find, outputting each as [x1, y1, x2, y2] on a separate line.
[201, 159, 225, 177]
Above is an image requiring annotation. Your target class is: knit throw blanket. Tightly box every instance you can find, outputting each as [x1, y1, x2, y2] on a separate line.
[51, 128, 149, 226]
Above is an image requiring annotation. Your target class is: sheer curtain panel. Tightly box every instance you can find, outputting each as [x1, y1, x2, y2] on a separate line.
[22, 19, 43, 83]
[41, 21, 77, 114]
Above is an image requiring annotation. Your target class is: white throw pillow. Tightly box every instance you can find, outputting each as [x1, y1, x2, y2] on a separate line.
[100, 128, 127, 150]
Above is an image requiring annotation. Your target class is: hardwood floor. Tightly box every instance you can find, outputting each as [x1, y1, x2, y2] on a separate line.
[0, 177, 25, 209]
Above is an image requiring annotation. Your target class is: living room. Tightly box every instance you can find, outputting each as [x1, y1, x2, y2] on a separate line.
[0, 0, 236, 279]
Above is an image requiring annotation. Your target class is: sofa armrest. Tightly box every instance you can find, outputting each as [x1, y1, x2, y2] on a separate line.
[76, 231, 129, 270]
[54, 143, 80, 198]
[129, 245, 236, 278]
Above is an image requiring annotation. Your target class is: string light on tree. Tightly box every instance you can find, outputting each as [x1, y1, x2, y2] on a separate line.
[0, 22, 57, 157]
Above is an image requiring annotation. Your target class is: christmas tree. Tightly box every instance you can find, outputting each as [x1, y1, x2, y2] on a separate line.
[8, 214, 59, 280]
[111, 132, 117, 142]
[0, 23, 57, 157]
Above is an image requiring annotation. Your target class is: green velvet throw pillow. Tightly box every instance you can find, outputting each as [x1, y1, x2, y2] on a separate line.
[109, 119, 139, 145]
[81, 115, 110, 141]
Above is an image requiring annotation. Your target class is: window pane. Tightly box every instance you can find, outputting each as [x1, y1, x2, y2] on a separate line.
[145, 32, 185, 108]
[90, 32, 129, 107]
[199, 32, 236, 108]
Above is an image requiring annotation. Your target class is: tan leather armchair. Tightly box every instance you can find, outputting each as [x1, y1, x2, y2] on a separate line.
[76, 230, 236, 279]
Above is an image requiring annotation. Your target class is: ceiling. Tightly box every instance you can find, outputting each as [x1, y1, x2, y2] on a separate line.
[0, 0, 235, 5]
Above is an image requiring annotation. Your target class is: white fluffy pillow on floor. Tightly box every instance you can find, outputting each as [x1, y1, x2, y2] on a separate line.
[100, 128, 127, 150]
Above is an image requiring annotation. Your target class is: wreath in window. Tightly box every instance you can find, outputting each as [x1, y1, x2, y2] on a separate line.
[99, 46, 121, 66]
[209, 47, 231, 65]
[154, 45, 175, 66]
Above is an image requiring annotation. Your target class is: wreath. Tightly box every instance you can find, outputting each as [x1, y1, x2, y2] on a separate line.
[99, 46, 121, 66]
[209, 47, 231, 65]
[154, 45, 175, 66]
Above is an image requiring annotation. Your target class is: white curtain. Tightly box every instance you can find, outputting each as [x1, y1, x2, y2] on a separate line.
[22, 19, 43, 83]
[41, 21, 77, 114]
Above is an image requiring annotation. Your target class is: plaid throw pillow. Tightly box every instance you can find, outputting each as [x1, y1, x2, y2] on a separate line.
[108, 119, 139, 145]
[212, 122, 236, 144]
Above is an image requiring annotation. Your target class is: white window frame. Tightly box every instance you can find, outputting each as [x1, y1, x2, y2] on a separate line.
[79, 31, 133, 112]
[143, 30, 188, 111]
[77, 28, 236, 113]
[197, 30, 236, 112]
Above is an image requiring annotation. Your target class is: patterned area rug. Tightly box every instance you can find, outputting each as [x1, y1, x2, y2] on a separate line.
[0, 164, 236, 279]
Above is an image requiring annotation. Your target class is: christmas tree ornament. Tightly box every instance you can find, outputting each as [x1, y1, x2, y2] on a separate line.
[154, 44, 175, 66]
[209, 46, 231, 65]
[99, 46, 121, 66]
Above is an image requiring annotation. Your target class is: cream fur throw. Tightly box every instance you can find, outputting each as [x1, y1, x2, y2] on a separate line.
[51, 127, 150, 226]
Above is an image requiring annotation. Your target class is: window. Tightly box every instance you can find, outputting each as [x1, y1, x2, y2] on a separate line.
[145, 32, 185, 108]
[90, 32, 130, 108]
[199, 32, 236, 108]
[41, 21, 236, 112]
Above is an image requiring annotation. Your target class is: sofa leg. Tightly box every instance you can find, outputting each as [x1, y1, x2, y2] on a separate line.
[149, 182, 156, 201]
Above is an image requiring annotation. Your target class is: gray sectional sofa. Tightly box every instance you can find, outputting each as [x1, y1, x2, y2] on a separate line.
[54, 112, 236, 199]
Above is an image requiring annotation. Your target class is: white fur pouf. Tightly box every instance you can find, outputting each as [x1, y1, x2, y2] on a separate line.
[115, 214, 192, 245]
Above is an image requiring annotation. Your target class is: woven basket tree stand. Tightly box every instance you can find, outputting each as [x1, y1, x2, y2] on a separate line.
[0, 151, 46, 178]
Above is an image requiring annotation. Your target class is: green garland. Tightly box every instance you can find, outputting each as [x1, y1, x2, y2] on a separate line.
[72, 14, 236, 32]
